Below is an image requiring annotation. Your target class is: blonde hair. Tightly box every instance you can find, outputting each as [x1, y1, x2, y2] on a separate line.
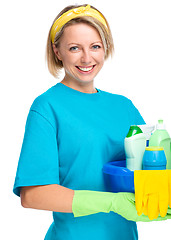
[46, 4, 114, 78]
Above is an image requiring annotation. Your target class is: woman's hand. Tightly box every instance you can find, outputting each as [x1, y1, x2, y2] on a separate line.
[72, 190, 170, 221]
[111, 192, 168, 222]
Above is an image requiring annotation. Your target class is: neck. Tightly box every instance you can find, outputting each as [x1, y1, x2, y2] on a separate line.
[60, 79, 97, 93]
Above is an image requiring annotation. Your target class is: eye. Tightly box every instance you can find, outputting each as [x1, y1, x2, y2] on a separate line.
[69, 46, 79, 51]
[92, 45, 101, 50]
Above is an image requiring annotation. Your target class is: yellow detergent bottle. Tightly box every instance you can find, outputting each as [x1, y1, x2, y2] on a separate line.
[149, 120, 171, 169]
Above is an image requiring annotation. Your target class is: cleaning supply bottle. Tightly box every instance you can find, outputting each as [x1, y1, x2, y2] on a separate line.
[149, 120, 171, 169]
[142, 146, 167, 170]
[138, 124, 155, 146]
[124, 125, 146, 171]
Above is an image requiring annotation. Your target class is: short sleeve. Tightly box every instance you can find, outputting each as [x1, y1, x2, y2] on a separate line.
[13, 110, 59, 197]
[129, 100, 146, 125]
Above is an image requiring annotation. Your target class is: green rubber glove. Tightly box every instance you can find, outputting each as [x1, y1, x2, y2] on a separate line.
[72, 190, 171, 222]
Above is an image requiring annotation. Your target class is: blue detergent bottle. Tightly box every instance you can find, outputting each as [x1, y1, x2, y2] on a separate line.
[142, 146, 167, 170]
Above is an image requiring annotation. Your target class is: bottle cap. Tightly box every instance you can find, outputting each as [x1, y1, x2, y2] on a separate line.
[126, 125, 143, 138]
[156, 119, 165, 130]
[145, 146, 164, 151]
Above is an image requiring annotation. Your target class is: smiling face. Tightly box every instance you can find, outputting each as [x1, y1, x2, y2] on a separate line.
[53, 23, 105, 87]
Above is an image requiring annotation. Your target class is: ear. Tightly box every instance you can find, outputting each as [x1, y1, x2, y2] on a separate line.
[52, 44, 62, 61]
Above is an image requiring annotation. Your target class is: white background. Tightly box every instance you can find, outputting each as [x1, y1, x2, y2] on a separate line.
[1, 0, 171, 239]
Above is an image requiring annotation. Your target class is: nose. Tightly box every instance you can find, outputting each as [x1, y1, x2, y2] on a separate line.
[81, 48, 91, 64]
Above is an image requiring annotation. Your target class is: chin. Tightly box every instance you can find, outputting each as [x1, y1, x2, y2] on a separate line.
[65, 70, 97, 84]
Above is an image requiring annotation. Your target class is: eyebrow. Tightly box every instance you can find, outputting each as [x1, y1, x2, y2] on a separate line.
[67, 41, 103, 46]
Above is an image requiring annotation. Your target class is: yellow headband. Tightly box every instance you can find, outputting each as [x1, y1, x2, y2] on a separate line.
[50, 5, 108, 43]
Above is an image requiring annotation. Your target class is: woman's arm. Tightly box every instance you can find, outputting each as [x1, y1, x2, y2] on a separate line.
[20, 184, 74, 213]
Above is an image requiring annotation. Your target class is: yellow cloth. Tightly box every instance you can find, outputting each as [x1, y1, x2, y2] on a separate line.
[50, 5, 108, 43]
[134, 170, 171, 220]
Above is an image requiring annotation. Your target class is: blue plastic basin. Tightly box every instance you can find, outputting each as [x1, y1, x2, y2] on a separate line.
[103, 160, 134, 193]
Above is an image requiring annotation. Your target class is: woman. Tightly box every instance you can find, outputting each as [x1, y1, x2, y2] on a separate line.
[13, 4, 170, 240]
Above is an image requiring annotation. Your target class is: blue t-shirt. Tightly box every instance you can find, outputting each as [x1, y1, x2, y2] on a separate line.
[13, 83, 145, 240]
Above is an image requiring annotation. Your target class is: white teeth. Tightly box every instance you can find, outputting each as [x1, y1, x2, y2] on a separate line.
[78, 66, 94, 72]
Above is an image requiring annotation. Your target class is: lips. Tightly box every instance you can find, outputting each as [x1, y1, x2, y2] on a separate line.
[76, 65, 96, 73]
